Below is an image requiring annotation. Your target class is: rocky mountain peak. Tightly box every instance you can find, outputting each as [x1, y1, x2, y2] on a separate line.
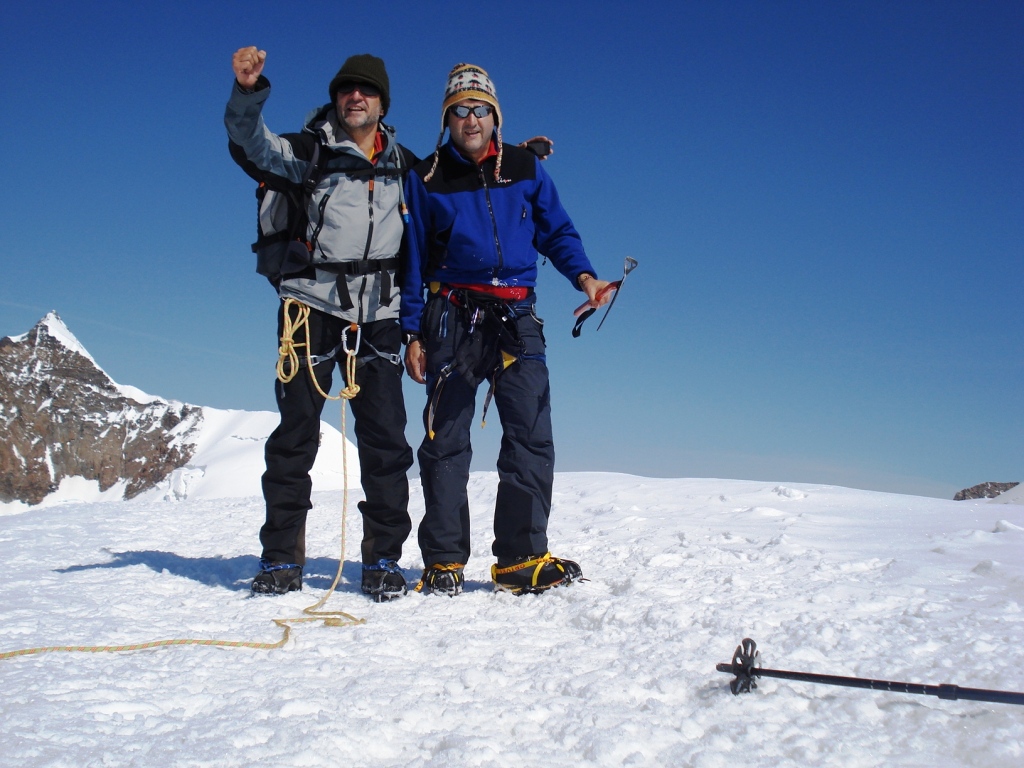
[0, 313, 203, 504]
[953, 481, 1020, 501]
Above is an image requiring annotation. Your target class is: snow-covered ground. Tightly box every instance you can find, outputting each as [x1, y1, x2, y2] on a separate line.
[1, 473, 1022, 767]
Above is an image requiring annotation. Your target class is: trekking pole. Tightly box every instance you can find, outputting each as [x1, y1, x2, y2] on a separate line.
[717, 638, 1024, 706]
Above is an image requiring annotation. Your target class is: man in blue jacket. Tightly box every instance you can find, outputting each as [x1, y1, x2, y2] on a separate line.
[402, 63, 611, 597]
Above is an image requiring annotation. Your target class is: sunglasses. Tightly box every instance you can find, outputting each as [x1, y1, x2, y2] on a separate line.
[450, 104, 493, 119]
[336, 82, 380, 98]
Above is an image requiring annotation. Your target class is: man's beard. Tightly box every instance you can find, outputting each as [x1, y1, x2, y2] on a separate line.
[342, 109, 379, 133]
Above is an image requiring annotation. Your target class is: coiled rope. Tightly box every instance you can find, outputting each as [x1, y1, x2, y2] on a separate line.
[0, 298, 365, 661]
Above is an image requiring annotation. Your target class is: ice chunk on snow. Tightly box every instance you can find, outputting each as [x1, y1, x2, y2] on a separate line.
[773, 485, 807, 499]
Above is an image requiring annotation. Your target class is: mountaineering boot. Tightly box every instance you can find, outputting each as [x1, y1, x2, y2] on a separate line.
[361, 560, 407, 602]
[491, 553, 583, 595]
[251, 560, 303, 595]
[415, 563, 465, 597]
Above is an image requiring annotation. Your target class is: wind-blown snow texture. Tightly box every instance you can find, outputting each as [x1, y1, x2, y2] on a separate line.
[1, 474, 1022, 766]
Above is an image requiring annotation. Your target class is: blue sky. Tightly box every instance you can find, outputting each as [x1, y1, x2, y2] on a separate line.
[1, 1, 1020, 498]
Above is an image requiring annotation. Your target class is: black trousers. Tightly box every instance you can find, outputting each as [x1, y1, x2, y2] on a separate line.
[417, 292, 554, 567]
[260, 304, 413, 566]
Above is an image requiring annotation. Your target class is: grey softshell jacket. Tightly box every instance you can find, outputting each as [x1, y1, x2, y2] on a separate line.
[225, 79, 410, 323]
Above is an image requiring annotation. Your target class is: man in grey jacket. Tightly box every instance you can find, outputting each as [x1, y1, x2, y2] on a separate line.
[227, 46, 415, 600]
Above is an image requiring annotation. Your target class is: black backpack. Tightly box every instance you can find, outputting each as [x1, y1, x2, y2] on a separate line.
[229, 135, 327, 286]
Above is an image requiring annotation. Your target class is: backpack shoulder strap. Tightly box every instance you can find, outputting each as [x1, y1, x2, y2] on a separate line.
[300, 136, 324, 195]
[397, 144, 420, 174]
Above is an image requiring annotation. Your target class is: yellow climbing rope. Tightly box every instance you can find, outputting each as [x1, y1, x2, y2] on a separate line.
[0, 298, 366, 661]
[277, 297, 360, 401]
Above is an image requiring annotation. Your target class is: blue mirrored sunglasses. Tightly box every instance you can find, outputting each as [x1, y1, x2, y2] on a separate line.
[450, 104, 493, 119]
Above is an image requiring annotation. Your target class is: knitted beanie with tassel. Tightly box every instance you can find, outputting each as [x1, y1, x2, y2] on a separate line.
[423, 63, 505, 183]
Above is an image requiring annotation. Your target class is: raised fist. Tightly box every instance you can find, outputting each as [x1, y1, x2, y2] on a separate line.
[232, 46, 266, 89]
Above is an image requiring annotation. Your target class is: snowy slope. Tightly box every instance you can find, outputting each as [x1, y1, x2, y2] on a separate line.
[0, 473, 1021, 767]
[989, 483, 1024, 505]
[138, 406, 359, 502]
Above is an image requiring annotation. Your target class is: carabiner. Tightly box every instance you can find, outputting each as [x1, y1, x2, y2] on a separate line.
[341, 323, 362, 357]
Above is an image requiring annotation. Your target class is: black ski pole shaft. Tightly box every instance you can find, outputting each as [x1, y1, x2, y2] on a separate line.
[714, 663, 1024, 705]
[717, 638, 1024, 706]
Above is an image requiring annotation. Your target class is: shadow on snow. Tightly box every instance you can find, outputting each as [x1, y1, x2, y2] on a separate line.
[55, 552, 367, 593]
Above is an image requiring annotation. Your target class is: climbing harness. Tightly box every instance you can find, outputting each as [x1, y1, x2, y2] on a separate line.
[0, 298, 370, 662]
[423, 285, 532, 439]
[572, 256, 638, 337]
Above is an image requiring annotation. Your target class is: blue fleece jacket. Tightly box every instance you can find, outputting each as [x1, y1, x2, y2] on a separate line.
[401, 140, 595, 333]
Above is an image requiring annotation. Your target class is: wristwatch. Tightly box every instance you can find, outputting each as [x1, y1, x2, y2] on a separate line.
[403, 332, 421, 346]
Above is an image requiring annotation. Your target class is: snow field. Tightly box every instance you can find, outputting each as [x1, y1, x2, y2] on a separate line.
[0, 473, 1022, 766]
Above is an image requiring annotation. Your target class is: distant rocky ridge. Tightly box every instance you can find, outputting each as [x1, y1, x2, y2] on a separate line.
[954, 482, 1020, 501]
[0, 313, 203, 504]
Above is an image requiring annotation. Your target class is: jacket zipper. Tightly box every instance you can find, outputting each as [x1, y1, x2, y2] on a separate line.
[356, 177, 375, 322]
[479, 167, 503, 285]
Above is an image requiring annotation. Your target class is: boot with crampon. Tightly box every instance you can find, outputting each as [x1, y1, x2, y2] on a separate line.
[251, 560, 303, 595]
[361, 559, 407, 602]
[416, 563, 465, 597]
[491, 553, 582, 595]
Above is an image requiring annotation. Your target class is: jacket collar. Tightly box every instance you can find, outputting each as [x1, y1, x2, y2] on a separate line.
[304, 103, 398, 163]
[443, 135, 498, 168]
